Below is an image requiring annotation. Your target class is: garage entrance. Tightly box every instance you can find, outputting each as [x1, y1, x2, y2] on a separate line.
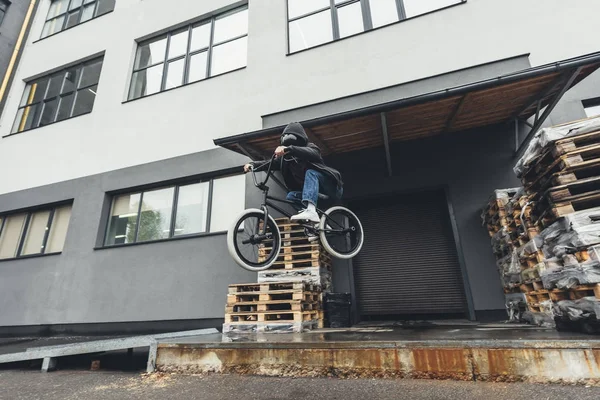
[351, 189, 468, 320]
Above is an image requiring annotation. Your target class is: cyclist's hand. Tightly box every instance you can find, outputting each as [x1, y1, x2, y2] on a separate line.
[275, 146, 287, 156]
[243, 163, 253, 173]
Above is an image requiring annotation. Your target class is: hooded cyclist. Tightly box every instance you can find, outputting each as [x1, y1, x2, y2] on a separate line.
[244, 122, 343, 223]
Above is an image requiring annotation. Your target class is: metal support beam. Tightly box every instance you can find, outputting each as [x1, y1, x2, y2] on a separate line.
[515, 67, 583, 158]
[445, 94, 468, 132]
[380, 113, 392, 177]
[512, 72, 569, 120]
[523, 120, 534, 129]
[515, 120, 519, 151]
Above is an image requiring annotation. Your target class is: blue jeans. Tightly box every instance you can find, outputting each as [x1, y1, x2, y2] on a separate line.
[286, 169, 342, 208]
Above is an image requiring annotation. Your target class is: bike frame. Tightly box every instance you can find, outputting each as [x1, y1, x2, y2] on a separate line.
[250, 155, 340, 236]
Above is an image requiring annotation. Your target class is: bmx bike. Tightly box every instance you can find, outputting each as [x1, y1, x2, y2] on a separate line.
[227, 155, 364, 272]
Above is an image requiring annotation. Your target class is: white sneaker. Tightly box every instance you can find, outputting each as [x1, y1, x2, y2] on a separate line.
[291, 208, 320, 223]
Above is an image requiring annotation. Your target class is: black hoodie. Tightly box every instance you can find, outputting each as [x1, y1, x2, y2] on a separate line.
[253, 122, 343, 192]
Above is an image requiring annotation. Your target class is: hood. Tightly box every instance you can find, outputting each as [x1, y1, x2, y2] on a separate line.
[282, 122, 308, 144]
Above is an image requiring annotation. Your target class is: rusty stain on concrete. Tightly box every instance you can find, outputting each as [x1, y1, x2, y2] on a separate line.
[156, 343, 600, 385]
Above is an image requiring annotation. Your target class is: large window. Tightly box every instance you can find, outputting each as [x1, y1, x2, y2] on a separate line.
[128, 6, 248, 100]
[287, 0, 465, 53]
[105, 175, 246, 246]
[0, 0, 9, 27]
[0, 204, 72, 260]
[41, 0, 115, 38]
[11, 57, 103, 134]
[583, 98, 600, 118]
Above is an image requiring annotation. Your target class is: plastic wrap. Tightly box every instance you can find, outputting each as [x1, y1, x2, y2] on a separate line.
[491, 228, 513, 257]
[588, 244, 600, 262]
[258, 267, 332, 292]
[498, 250, 521, 276]
[517, 237, 542, 258]
[514, 116, 600, 177]
[541, 260, 600, 289]
[505, 188, 525, 216]
[540, 208, 600, 258]
[553, 297, 599, 321]
[505, 293, 527, 321]
[522, 310, 555, 327]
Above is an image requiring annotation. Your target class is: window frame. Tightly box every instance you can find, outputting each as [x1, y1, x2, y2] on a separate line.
[8, 56, 104, 136]
[286, 0, 466, 54]
[40, 0, 115, 39]
[102, 173, 245, 247]
[583, 97, 600, 118]
[127, 5, 249, 101]
[0, 0, 10, 27]
[0, 202, 72, 262]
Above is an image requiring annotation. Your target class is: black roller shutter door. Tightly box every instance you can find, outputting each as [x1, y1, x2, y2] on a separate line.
[351, 190, 467, 317]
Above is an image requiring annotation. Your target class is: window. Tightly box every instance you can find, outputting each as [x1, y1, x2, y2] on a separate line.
[41, 0, 115, 38]
[287, 0, 464, 52]
[0, 204, 72, 260]
[583, 98, 600, 118]
[0, 0, 9, 27]
[104, 174, 246, 246]
[11, 57, 103, 134]
[128, 6, 248, 100]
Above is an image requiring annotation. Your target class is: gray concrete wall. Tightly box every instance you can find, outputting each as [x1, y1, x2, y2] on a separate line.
[0, 148, 256, 327]
[326, 124, 520, 313]
[549, 69, 600, 126]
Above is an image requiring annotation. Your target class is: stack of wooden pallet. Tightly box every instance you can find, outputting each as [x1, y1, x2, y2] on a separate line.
[513, 116, 600, 329]
[257, 218, 332, 291]
[482, 189, 520, 292]
[223, 282, 324, 333]
[223, 218, 331, 333]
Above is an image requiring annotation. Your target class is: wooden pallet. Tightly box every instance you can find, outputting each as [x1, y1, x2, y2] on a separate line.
[567, 284, 600, 300]
[544, 175, 600, 202]
[227, 291, 321, 304]
[225, 310, 322, 323]
[525, 290, 551, 304]
[519, 249, 545, 269]
[551, 130, 600, 158]
[222, 319, 322, 333]
[544, 190, 600, 218]
[525, 144, 600, 191]
[228, 282, 317, 293]
[226, 299, 321, 313]
[520, 280, 545, 293]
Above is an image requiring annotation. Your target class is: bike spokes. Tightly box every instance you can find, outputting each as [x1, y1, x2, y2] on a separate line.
[233, 213, 280, 268]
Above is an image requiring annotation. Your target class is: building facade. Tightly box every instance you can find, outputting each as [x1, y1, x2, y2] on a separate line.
[0, 0, 600, 334]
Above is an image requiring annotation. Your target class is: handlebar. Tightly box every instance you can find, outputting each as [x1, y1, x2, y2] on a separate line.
[249, 153, 277, 190]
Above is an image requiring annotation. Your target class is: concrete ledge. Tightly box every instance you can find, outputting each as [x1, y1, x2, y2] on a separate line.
[156, 339, 600, 383]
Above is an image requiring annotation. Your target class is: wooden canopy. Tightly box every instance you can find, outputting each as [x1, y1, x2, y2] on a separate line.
[215, 53, 600, 159]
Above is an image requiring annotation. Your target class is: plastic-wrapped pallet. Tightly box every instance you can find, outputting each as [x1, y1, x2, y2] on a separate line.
[541, 259, 600, 289]
[539, 207, 600, 258]
[553, 297, 600, 321]
[514, 116, 600, 177]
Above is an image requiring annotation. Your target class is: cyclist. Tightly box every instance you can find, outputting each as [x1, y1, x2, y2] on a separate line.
[244, 122, 343, 223]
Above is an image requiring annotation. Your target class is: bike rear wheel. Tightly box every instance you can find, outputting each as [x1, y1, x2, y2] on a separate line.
[227, 209, 281, 272]
[319, 206, 364, 259]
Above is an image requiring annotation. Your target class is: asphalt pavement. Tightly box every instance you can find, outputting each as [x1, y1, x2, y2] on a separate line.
[1, 371, 599, 400]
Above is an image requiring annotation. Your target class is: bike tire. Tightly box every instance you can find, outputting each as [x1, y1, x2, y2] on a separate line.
[227, 208, 281, 272]
[319, 206, 364, 259]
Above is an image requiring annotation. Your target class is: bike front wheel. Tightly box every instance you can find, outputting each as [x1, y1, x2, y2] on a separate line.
[227, 209, 281, 272]
[319, 206, 364, 259]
